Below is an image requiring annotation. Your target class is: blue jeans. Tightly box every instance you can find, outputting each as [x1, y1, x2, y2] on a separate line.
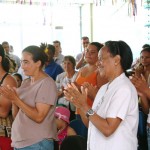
[147, 126, 150, 150]
[14, 139, 54, 150]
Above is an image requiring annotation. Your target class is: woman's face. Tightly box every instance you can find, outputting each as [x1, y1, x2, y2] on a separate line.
[140, 51, 150, 67]
[13, 75, 22, 87]
[85, 44, 98, 65]
[55, 116, 65, 130]
[97, 46, 116, 80]
[63, 59, 74, 72]
[21, 52, 40, 76]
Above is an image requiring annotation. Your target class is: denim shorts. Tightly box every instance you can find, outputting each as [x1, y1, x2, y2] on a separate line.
[14, 139, 54, 150]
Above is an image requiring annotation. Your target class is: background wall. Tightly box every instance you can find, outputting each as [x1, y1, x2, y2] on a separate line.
[0, 1, 148, 60]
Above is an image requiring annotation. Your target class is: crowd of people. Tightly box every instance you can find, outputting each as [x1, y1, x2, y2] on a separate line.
[0, 39, 149, 150]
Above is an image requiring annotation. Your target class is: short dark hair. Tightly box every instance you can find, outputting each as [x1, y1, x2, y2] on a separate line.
[81, 36, 89, 41]
[105, 40, 133, 72]
[53, 40, 61, 46]
[142, 44, 150, 49]
[63, 55, 76, 69]
[12, 73, 23, 81]
[22, 45, 48, 67]
[2, 41, 9, 46]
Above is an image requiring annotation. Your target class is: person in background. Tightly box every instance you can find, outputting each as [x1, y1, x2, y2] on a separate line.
[131, 47, 150, 150]
[0, 44, 17, 150]
[74, 42, 107, 138]
[134, 47, 150, 82]
[56, 56, 77, 112]
[131, 75, 150, 99]
[2, 42, 20, 72]
[12, 73, 23, 88]
[0, 45, 58, 150]
[55, 106, 76, 149]
[76, 36, 90, 70]
[17, 66, 29, 80]
[40, 43, 64, 81]
[53, 40, 64, 65]
[64, 40, 139, 150]
[9, 45, 21, 70]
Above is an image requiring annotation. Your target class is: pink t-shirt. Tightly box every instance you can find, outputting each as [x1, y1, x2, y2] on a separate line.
[11, 77, 57, 148]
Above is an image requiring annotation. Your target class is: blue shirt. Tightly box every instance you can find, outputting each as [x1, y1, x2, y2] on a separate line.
[44, 59, 64, 80]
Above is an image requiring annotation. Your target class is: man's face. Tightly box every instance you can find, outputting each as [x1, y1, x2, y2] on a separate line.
[82, 39, 89, 49]
[53, 42, 61, 56]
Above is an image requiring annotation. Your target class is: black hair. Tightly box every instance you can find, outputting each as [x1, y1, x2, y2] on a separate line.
[40, 43, 55, 55]
[142, 44, 150, 49]
[60, 135, 87, 150]
[22, 45, 48, 67]
[2, 41, 9, 46]
[140, 47, 150, 54]
[47, 44, 55, 55]
[12, 73, 23, 81]
[0, 44, 10, 72]
[90, 42, 103, 52]
[105, 40, 133, 72]
[53, 40, 61, 46]
[63, 55, 76, 69]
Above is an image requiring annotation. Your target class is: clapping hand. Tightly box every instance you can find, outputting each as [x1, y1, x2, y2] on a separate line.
[82, 82, 98, 99]
[0, 85, 19, 103]
[130, 74, 149, 95]
[63, 82, 88, 109]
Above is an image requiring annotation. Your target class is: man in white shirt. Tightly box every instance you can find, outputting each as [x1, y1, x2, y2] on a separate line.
[76, 36, 90, 69]
[53, 40, 64, 65]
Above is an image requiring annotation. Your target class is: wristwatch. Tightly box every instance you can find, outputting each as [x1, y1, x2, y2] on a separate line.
[86, 109, 95, 118]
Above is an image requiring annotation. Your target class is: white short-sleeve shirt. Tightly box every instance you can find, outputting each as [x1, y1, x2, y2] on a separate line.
[87, 73, 139, 150]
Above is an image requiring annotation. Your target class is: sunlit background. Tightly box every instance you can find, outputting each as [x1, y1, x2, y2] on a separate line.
[0, 0, 149, 60]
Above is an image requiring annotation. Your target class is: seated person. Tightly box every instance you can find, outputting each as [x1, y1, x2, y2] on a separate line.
[12, 73, 23, 87]
[55, 106, 76, 149]
[56, 56, 77, 111]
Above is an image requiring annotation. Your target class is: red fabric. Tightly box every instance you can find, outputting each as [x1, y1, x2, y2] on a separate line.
[0, 137, 13, 150]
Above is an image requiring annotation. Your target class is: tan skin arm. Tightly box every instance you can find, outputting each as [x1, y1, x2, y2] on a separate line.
[67, 126, 77, 136]
[131, 74, 150, 114]
[64, 83, 122, 137]
[76, 51, 86, 70]
[130, 74, 150, 97]
[0, 85, 51, 123]
[139, 93, 150, 114]
[0, 75, 17, 118]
